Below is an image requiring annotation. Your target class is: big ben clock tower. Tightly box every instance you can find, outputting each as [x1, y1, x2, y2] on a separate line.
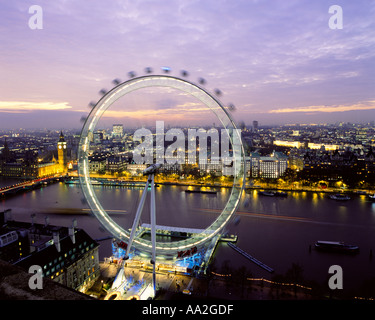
[57, 131, 68, 172]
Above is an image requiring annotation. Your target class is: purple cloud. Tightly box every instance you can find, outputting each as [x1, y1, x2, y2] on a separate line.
[0, 0, 374, 128]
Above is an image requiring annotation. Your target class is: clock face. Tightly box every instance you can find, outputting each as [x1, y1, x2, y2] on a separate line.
[63, 145, 66, 149]
[58, 145, 62, 149]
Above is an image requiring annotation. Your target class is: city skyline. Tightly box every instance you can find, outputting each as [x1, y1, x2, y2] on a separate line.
[0, 1, 374, 129]
[1, 2, 375, 302]
[0, 119, 374, 134]
[0, 93, 375, 301]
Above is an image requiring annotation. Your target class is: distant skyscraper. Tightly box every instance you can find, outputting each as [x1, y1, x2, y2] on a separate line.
[93, 131, 103, 144]
[112, 124, 124, 138]
[253, 121, 259, 131]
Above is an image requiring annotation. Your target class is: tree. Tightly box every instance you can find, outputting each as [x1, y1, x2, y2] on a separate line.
[270, 273, 287, 299]
[206, 257, 218, 297]
[283, 168, 297, 183]
[285, 263, 304, 297]
[220, 260, 233, 292]
[286, 263, 304, 283]
[232, 265, 252, 298]
[220, 259, 232, 276]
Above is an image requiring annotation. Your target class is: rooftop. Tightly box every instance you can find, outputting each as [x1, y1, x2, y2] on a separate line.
[0, 259, 93, 300]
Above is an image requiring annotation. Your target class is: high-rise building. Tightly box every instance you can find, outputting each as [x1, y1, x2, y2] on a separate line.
[112, 124, 124, 138]
[253, 121, 259, 131]
[93, 131, 104, 144]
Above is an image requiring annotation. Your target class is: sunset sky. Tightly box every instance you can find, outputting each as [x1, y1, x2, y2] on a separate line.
[0, 0, 374, 129]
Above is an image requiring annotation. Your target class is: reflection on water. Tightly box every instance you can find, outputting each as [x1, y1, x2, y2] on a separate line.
[2, 181, 375, 293]
[312, 193, 318, 207]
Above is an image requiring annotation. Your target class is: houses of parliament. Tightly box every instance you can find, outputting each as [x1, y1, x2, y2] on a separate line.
[0, 131, 68, 179]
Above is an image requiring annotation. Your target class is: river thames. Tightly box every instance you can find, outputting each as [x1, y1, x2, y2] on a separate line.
[1, 177, 375, 296]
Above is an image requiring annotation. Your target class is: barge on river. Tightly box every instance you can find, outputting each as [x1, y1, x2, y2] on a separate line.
[314, 241, 359, 254]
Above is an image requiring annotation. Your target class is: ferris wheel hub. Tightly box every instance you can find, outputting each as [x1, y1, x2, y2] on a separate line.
[143, 163, 162, 175]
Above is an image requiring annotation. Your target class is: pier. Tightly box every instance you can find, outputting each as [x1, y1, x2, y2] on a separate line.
[110, 224, 237, 277]
[64, 178, 151, 188]
[228, 242, 274, 273]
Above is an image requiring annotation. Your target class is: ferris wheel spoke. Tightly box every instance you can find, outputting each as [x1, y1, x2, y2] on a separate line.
[150, 174, 156, 264]
[149, 173, 157, 295]
[124, 177, 150, 260]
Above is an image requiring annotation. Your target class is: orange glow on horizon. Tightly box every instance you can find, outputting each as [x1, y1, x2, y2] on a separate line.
[269, 100, 375, 114]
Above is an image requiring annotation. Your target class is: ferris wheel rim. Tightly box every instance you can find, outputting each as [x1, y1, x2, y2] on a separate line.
[78, 73, 245, 257]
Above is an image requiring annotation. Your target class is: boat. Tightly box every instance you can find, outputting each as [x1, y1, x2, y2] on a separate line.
[368, 194, 375, 202]
[274, 191, 288, 197]
[258, 190, 287, 197]
[355, 190, 367, 195]
[185, 189, 217, 194]
[258, 191, 275, 197]
[314, 241, 359, 254]
[329, 193, 351, 201]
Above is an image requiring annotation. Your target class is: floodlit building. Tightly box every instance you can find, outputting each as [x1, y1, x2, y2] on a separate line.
[0, 132, 68, 178]
[274, 140, 303, 149]
[307, 143, 339, 151]
[248, 151, 288, 179]
[88, 152, 109, 173]
[106, 154, 127, 174]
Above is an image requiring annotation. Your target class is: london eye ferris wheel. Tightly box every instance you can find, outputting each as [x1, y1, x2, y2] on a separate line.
[77, 67, 246, 262]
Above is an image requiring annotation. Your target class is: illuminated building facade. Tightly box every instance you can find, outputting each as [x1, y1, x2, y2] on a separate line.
[57, 131, 68, 172]
[112, 124, 124, 138]
[249, 151, 288, 179]
[0, 132, 68, 178]
[274, 140, 303, 148]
